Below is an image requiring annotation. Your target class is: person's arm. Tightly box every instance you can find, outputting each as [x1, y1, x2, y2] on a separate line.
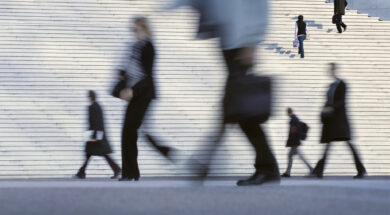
[295, 23, 298, 38]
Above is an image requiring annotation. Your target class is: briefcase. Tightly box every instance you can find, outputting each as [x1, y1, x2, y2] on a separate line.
[223, 74, 272, 124]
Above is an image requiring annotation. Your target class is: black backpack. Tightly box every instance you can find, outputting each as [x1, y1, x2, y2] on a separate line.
[300, 121, 309, 140]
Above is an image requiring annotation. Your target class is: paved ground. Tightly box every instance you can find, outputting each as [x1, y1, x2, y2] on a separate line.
[0, 177, 389, 215]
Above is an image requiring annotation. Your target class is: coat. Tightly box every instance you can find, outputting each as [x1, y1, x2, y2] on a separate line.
[169, 0, 269, 50]
[286, 115, 301, 147]
[334, 0, 347, 15]
[320, 79, 351, 143]
[85, 102, 112, 155]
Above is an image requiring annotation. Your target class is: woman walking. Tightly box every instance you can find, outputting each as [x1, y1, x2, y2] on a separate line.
[117, 17, 171, 181]
[311, 63, 366, 178]
[295, 15, 308, 58]
[75, 90, 121, 179]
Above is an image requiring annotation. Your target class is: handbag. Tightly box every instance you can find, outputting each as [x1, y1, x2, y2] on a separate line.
[223, 74, 272, 124]
[332, 15, 337, 24]
[293, 39, 299, 48]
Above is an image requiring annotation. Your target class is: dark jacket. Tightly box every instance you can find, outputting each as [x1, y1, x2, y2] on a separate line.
[320, 79, 351, 143]
[85, 102, 112, 155]
[286, 114, 301, 147]
[131, 40, 156, 100]
[334, 0, 347, 15]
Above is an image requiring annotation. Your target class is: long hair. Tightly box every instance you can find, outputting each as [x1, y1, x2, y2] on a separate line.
[297, 15, 304, 23]
[133, 16, 152, 39]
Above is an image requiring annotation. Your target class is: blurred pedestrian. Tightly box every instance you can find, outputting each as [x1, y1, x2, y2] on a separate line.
[333, 0, 347, 33]
[170, 0, 280, 186]
[295, 15, 308, 58]
[116, 16, 171, 181]
[281, 108, 313, 177]
[75, 90, 121, 179]
[311, 63, 367, 178]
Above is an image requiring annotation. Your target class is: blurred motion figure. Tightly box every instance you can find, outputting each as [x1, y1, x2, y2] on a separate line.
[115, 16, 171, 181]
[170, 0, 280, 186]
[282, 108, 313, 177]
[311, 63, 366, 178]
[75, 90, 121, 179]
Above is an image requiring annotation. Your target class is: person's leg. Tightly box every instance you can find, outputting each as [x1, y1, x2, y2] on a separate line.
[240, 122, 279, 176]
[104, 155, 121, 175]
[296, 148, 313, 171]
[284, 147, 297, 175]
[312, 143, 331, 177]
[336, 14, 343, 33]
[121, 124, 130, 179]
[76, 154, 92, 178]
[237, 122, 279, 185]
[298, 36, 304, 58]
[346, 141, 366, 176]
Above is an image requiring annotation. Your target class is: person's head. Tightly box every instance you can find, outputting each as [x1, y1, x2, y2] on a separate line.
[287, 107, 293, 117]
[297, 15, 304, 22]
[328, 62, 337, 78]
[117, 69, 127, 81]
[88, 90, 96, 104]
[132, 16, 152, 40]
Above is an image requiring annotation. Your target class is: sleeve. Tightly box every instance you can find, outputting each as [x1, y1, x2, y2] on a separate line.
[290, 117, 300, 133]
[141, 42, 155, 77]
[88, 104, 104, 138]
[295, 23, 297, 38]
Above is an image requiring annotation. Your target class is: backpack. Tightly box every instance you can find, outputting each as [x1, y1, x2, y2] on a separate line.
[300, 121, 309, 140]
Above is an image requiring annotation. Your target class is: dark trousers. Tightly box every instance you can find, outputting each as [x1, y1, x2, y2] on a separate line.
[77, 154, 120, 175]
[121, 92, 153, 179]
[312, 141, 366, 176]
[219, 48, 279, 176]
[335, 14, 347, 33]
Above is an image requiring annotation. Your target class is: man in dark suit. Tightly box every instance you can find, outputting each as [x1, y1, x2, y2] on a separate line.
[334, 0, 348, 33]
[282, 108, 313, 177]
[311, 63, 367, 178]
[75, 91, 121, 179]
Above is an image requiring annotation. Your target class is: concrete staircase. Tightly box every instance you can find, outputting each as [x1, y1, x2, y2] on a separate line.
[0, 0, 389, 178]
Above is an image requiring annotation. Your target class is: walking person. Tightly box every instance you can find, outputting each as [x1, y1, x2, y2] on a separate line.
[281, 108, 313, 177]
[75, 90, 121, 179]
[117, 16, 171, 181]
[295, 15, 308, 58]
[311, 63, 367, 178]
[333, 0, 348, 33]
[170, 0, 280, 186]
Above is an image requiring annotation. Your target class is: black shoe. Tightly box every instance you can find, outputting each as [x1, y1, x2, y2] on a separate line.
[118, 177, 131, 181]
[306, 172, 323, 178]
[354, 170, 367, 179]
[281, 173, 291, 178]
[111, 169, 121, 179]
[237, 173, 280, 186]
[343, 25, 347, 32]
[73, 173, 86, 179]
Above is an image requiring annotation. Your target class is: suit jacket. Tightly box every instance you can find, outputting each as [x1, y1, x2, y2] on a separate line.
[286, 115, 301, 147]
[86, 102, 112, 155]
[321, 79, 351, 143]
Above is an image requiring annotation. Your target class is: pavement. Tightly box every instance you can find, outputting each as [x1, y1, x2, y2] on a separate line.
[0, 177, 389, 215]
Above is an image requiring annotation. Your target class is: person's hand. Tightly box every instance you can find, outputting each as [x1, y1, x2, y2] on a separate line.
[322, 107, 334, 113]
[120, 88, 133, 102]
[237, 46, 256, 66]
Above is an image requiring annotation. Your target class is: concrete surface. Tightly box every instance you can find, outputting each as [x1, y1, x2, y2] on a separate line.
[0, 177, 389, 215]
